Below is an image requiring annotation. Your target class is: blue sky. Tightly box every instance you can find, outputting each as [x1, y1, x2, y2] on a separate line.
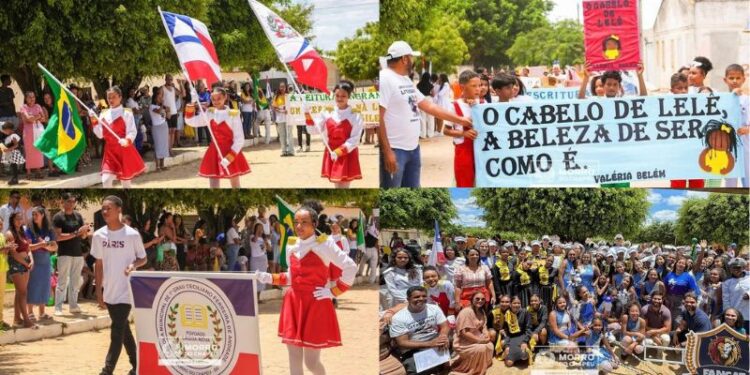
[449, 188, 711, 228]
[291, 0, 378, 52]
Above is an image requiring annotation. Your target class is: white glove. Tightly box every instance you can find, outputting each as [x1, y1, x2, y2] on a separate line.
[88, 109, 97, 118]
[313, 286, 334, 300]
[220, 158, 231, 168]
[118, 138, 129, 147]
[329, 150, 338, 161]
[140, 125, 147, 134]
[256, 271, 273, 284]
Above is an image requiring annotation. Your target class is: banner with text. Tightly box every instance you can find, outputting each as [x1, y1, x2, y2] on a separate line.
[583, 0, 640, 71]
[472, 94, 746, 187]
[526, 88, 579, 101]
[288, 92, 379, 128]
[130, 271, 261, 375]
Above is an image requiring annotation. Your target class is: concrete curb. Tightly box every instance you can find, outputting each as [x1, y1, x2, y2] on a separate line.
[1, 276, 371, 345]
[40, 139, 255, 188]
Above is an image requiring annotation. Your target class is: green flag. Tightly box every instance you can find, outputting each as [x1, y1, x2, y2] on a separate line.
[34, 69, 86, 174]
[253, 74, 269, 110]
[275, 195, 295, 269]
[357, 211, 365, 249]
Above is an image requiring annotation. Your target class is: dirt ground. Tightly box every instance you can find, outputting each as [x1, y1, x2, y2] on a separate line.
[0, 285, 379, 375]
[417, 135, 456, 188]
[4, 128, 379, 189]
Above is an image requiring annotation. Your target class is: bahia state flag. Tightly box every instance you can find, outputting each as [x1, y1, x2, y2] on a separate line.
[129, 271, 262, 375]
[249, 0, 329, 93]
[275, 195, 296, 269]
[160, 9, 222, 86]
[34, 70, 85, 174]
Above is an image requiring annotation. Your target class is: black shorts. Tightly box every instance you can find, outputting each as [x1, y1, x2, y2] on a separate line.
[167, 114, 178, 129]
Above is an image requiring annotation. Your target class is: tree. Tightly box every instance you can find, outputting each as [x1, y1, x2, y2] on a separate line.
[335, 23, 385, 81]
[460, 0, 553, 68]
[472, 189, 649, 242]
[507, 20, 585, 67]
[379, 189, 457, 231]
[634, 221, 677, 245]
[676, 193, 749, 246]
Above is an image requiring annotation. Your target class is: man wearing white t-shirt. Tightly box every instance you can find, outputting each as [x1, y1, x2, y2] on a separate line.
[379, 41, 472, 188]
[162, 74, 182, 156]
[92, 196, 147, 375]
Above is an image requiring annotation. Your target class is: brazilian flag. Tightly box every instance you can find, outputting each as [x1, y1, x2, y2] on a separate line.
[253, 74, 269, 110]
[34, 70, 85, 174]
[275, 195, 295, 269]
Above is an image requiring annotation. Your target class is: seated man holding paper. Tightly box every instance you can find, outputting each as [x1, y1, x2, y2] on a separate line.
[389, 286, 450, 375]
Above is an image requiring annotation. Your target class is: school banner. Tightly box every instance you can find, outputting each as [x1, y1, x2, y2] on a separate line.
[472, 93, 746, 187]
[526, 88, 579, 101]
[685, 323, 750, 375]
[288, 92, 379, 128]
[130, 271, 261, 375]
[583, 0, 640, 71]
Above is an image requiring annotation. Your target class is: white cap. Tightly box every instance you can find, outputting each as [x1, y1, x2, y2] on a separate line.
[454, 236, 466, 243]
[386, 41, 421, 59]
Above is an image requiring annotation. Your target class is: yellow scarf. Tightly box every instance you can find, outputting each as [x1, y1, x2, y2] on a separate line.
[517, 266, 530, 285]
[495, 259, 510, 281]
[527, 306, 539, 327]
[539, 264, 549, 285]
[505, 310, 521, 334]
[0, 235, 7, 274]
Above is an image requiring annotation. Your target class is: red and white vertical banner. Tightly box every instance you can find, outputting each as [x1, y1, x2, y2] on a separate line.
[129, 271, 261, 375]
[583, 0, 640, 71]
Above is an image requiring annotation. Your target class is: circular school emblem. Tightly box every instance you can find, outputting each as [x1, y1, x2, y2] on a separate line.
[154, 278, 238, 374]
[266, 14, 299, 39]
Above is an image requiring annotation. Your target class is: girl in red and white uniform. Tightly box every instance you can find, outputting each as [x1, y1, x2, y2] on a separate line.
[423, 265, 457, 318]
[258, 206, 356, 375]
[88, 86, 146, 188]
[185, 87, 250, 188]
[306, 80, 363, 188]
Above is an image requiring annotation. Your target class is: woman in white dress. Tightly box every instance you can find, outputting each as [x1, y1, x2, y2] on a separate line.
[150, 87, 170, 171]
[435, 73, 452, 134]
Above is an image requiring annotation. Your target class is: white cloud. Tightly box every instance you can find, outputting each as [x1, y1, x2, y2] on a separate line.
[666, 195, 687, 206]
[651, 209, 678, 222]
[453, 196, 478, 213]
[453, 214, 486, 228]
[293, 0, 379, 51]
[647, 192, 663, 204]
[686, 191, 710, 199]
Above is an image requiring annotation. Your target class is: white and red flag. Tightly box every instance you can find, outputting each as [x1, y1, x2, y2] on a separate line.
[249, 0, 329, 93]
[160, 10, 222, 87]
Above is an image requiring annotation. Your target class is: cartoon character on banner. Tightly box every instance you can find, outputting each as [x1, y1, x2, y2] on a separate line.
[699, 120, 740, 175]
[603, 35, 621, 60]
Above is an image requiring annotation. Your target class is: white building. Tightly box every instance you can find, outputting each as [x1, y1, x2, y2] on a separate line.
[643, 0, 750, 92]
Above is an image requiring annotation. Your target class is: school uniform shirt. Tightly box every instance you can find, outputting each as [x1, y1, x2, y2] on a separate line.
[184, 106, 250, 178]
[309, 106, 364, 182]
[379, 68, 425, 151]
[93, 106, 146, 180]
[90, 225, 146, 305]
[444, 99, 472, 146]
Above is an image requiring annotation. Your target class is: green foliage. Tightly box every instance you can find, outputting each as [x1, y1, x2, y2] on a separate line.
[460, 0, 553, 68]
[507, 20, 584, 67]
[472, 188, 649, 242]
[335, 23, 384, 81]
[675, 193, 749, 246]
[0, 1, 313, 95]
[634, 221, 677, 245]
[379, 189, 457, 231]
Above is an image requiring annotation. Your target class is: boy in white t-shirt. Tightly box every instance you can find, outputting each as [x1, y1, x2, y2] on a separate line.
[443, 70, 482, 188]
[379, 41, 472, 188]
[92, 195, 146, 375]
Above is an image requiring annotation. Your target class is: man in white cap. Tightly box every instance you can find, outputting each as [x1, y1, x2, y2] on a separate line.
[454, 236, 467, 255]
[379, 41, 472, 188]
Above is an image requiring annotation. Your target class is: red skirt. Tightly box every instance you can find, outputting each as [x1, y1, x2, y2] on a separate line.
[198, 145, 251, 179]
[459, 286, 490, 308]
[454, 141, 475, 187]
[101, 142, 146, 181]
[321, 149, 362, 182]
[278, 287, 342, 349]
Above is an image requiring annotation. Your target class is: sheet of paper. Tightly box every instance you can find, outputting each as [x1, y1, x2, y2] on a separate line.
[413, 347, 450, 373]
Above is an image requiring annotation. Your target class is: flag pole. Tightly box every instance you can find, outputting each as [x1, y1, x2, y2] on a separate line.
[247, 0, 333, 154]
[158, 7, 230, 175]
[38, 63, 122, 141]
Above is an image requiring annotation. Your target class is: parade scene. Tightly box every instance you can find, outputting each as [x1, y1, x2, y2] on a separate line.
[0, 0, 379, 189]
[0, 188, 380, 374]
[378, 188, 750, 375]
[375, 0, 750, 189]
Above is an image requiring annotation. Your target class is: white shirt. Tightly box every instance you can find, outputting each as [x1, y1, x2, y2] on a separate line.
[163, 85, 177, 114]
[184, 107, 245, 154]
[150, 104, 166, 126]
[249, 236, 265, 258]
[389, 303, 447, 342]
[257, 216, 270, 235]
[94, 106, 137, 141]
[90, 225, 146, 305]
[722, 272, 750, 322]
[309, 106, 364, 152]
[444, 99, 472, 145]
[379, 68, 425, 151]
[277, 235, 357, 289]
[227, 227, 240, 246]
